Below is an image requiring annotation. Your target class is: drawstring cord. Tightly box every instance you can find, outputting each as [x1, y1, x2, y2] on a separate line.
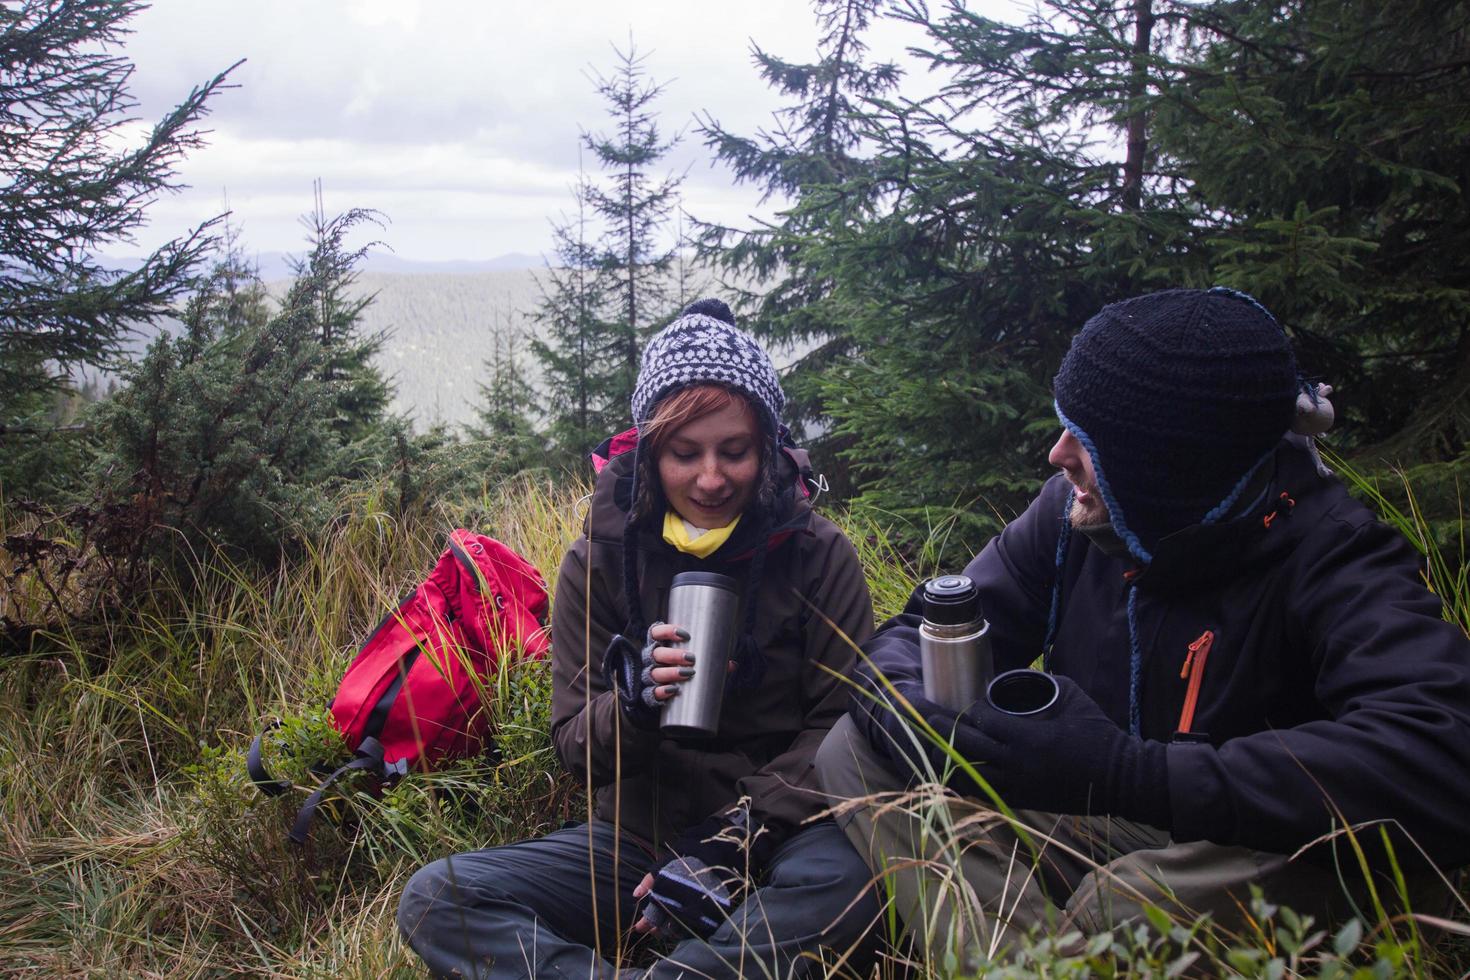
[1126, 585, 1143, 736]
[1041, 488, 1074, 673]
[1044, 486, 1144, 735]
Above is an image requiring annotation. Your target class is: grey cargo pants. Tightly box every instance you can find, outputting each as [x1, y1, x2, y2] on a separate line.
[397, 818, 878, 978]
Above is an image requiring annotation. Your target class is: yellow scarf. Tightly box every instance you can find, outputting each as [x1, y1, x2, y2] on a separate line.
[662, 510, 740, 558]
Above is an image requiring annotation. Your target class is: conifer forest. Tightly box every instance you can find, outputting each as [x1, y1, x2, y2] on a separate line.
[2, 0, 1468, 975]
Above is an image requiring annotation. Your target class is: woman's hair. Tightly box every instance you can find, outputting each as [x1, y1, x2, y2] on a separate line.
[640, 384, 750, 458]
[634, 384, 775, 520]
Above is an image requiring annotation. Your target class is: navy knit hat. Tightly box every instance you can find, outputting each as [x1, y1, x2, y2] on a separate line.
[632, 298, 785, 434]
[1052, 287, 1300, 562]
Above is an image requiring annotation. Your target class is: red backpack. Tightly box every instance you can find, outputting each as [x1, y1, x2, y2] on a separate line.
[249, 529, 550, 843]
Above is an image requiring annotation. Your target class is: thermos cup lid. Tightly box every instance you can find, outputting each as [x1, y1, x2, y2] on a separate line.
[921, 575, 981, 626]
[670, 571, 739, 592]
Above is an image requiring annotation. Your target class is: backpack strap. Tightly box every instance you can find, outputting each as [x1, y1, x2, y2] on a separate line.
[247, 721, 292, 797]
[288, 736, 390, 846]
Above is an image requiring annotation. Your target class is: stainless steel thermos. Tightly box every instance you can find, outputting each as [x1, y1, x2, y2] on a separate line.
[919, 574, 992, 712]
[660, 571, 739, 737]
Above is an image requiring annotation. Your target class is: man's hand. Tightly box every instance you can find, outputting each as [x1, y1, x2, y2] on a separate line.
[860, 678, 971, 780]
[947, 673, 1172, 827]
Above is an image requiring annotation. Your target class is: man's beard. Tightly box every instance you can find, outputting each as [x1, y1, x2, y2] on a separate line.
[1069, 487, 1111, 528]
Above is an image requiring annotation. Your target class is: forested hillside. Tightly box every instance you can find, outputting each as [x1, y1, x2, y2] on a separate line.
[322, 262, 729, 429]
[307, 269, 545, 429]
[89, 264, 732, 431]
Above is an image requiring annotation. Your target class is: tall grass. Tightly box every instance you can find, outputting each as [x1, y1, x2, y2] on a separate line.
[0, 473, 583, 976]
[1, 458, 1466, 977]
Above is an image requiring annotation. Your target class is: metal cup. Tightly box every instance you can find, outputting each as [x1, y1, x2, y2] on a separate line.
[986, 668, 1060, 716]
[660, 571, 739, 737]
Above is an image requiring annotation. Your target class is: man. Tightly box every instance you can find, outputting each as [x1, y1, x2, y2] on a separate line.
[816, 287, 1470, 965]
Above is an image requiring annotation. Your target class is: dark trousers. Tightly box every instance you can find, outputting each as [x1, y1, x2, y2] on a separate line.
[397, 819, 879, 979]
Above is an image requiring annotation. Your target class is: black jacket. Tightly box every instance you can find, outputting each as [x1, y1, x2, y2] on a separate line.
[856, 439, 1470, 867]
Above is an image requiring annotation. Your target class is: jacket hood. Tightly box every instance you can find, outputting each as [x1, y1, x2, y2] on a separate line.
[1128, 439, 1338, 597]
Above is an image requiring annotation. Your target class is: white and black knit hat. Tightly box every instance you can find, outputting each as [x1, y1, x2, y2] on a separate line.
[631, 298, 785, 432]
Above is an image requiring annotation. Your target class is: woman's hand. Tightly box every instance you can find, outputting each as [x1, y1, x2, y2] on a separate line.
[644, 622, 737, 700]
[631, 859, 735, 939]
[644, 622, 695, 700]
[631, 872, 659, 932]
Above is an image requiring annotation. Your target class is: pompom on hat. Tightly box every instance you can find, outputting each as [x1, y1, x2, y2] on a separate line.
[1052, 286, 1305, 563]
[632, 298, 785, 434]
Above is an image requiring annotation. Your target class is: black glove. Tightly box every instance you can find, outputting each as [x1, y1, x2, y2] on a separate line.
[854, 677, 968, 781]
[641, 854, 735, 937]
[641, 808, 774, 939]
[602, 622, 666, 731]
[947, 673, 1172, 828]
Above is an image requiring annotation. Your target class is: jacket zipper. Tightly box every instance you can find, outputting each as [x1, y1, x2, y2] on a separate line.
[1175, 629, 1215, 736]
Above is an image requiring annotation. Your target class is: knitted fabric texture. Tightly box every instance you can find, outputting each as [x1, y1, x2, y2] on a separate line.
[632, 298, 785, 434]
[1052, 287, 1299, 559]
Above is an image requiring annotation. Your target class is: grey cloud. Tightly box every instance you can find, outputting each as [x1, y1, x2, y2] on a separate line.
[106, 0, 954, 260]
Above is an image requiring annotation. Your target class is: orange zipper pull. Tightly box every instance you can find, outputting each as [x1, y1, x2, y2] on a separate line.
[1176, 630, 1216, 735]
[1181, 631, 1211, 677]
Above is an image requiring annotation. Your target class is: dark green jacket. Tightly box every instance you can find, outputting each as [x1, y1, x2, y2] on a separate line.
[551, 444, 874, 853]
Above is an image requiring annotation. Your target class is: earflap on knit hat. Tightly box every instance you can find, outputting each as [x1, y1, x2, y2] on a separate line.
[1052, 287, 1301, 558]
[631, 298, 785, 435]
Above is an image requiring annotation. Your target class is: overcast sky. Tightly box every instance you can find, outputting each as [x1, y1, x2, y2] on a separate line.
[112, 0, 1019, 264]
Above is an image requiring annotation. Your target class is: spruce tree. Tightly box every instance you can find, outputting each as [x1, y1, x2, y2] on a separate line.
[532, 159, 615, 460]
[700, 0, 1470, 550]
[696, 0, 898, 316]
[695, 0, 901, 442]
[583, 41, 683, 415]
[284, 184, 393, 446]
[1149, 0, 1470, 467]
[93, 245, 334, 562]
[470, 307, 543, 475]
[0, 0, 237, 427]
[698, 0, 1203, 549]
[89, 194, 399, 563]
[176, 220, 271, 350]
[535, 44, 683, 460]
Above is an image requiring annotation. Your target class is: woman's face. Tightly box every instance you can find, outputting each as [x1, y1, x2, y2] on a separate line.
[656, 394, 761, 528]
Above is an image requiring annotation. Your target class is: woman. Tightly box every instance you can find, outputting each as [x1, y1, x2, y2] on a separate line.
[398, 299, 878, 978]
